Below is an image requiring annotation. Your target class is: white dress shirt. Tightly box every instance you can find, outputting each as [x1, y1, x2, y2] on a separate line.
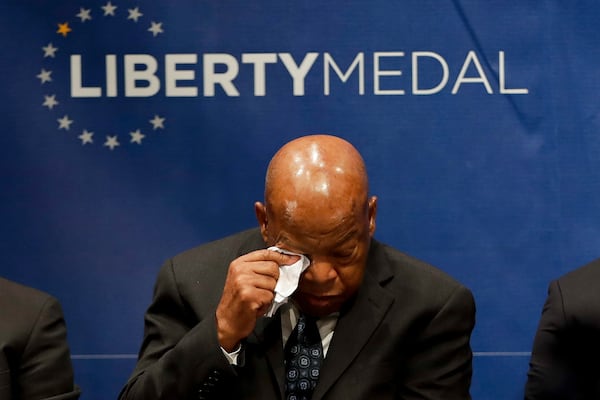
[222, 302, 338, 365]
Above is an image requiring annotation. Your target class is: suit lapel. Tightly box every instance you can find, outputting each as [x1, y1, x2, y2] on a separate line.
[312, 242, 394, 400]
[249, 313, 286, 398]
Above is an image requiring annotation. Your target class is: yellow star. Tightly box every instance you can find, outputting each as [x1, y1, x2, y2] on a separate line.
[57, 22, 72, 37]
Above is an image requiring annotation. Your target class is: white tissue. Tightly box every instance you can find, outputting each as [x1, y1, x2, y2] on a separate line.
[264, 246, 310, 317]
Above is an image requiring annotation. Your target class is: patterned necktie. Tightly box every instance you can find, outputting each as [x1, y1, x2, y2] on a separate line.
[284, 314, 323, 400]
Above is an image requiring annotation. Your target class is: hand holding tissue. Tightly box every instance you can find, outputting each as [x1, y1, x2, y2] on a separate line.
[265, 246, 310, 317]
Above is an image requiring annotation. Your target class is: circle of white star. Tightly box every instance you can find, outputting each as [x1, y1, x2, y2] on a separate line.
[149, 115, 166, 130]
[148, 21, 164, 37]
[42, 43, 58, 58]
[128, 7, 143, 22]
[102, 2, 117, 16]
[38, 2, 169, 150]
[104, 135, 120, 150]
[43, 95, 59, 109]
[37, 69, 53, 84]
[57, 115, 73, 130]
[76, 8, 92, 23]
[129, 129, 145, 144]
[79, 130, 94, 145]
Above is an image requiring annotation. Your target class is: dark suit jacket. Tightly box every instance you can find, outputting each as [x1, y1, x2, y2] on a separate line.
[120, 228, 475, 400]
[0, 277, 80, 400]
[525, 259, 600, 399]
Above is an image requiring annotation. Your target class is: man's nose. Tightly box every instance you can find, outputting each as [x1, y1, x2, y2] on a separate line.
[303, 259, 337, 282]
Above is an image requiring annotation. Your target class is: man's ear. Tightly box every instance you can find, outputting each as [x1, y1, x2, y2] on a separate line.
[368, 196, 378, 237]
[254, 201, 269, 242]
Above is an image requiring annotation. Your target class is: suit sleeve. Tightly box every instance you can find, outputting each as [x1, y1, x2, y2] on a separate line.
[524, 280, 568, 399]
[400, 285, 476, 400]
[119, 259, 238, 400]
[19, 296, 80, 400]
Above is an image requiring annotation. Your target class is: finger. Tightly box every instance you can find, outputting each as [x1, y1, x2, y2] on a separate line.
[236, 285, 275, 311]
[241, 249, 301, 266]
[254, 290, 276, 316]
[250, 261, 281, 281]
[256, 301, 272, 317]
[228, 258, 280, 282]
[243, 273, 279, 292]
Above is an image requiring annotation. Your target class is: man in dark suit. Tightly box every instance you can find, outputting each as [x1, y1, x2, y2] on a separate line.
[120, 134, 476, 399]
[525, 259, 600, 399]
[0, 276, 80, 400]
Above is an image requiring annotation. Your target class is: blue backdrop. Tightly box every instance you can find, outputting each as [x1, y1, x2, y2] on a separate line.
[2, 1, 599, 399]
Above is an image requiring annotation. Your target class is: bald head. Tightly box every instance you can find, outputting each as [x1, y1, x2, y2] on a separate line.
[264, 135, 369, 222]
[255, 134, 377, 316]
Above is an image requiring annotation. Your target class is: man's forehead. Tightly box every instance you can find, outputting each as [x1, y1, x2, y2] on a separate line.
[274, 228, 360, 255]
[274, 212, 361, 242]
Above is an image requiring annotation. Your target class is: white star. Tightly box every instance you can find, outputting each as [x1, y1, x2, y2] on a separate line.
[104, 135, 120, 150]
[76, 8, 92, 22]
[148, 21, 164, 37]
[37, 69, 53, 84]
[42, 43, 58, 58]
[79, 130, 94, 145]
[149, 114, 165, 130]
[102, 2, 117, 16]
[129, 129, 145, 144]
[43, 95, 59, 110]
[57, 115, 74, 130]
[128, 7, 143, 22]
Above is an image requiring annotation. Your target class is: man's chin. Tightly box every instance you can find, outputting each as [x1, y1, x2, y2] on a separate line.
[293, 293, 345, 317]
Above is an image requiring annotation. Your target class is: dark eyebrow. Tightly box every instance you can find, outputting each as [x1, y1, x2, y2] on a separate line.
[278, 236, 293, 247]
[334, 228, 359, 247]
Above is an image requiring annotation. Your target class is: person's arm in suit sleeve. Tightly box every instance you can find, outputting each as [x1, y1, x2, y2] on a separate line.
[524, 280, 568, 399]
[119, 259, 238, 400]
[19, 296, 80, 400]
[401, 285, 476, 400]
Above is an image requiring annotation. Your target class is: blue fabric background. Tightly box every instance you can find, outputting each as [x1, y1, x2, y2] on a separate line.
[1, 1, 599, 398]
